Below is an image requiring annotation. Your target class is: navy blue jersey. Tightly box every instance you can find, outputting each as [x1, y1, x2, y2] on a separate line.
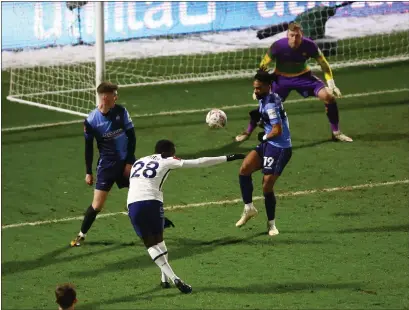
[84, 104, 134, 161]
[258, 93, 292, 148]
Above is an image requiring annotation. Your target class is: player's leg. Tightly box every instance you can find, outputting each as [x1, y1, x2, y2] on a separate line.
[235, 109, 261, 142]
[316, 87, 353, 142]
[262, 174, 280, 236]
[70, 161, 115, 247]
[70, 189, 110, 247]
[236, 148, 262, 227]
[262, 146, 292, 236]
[294, 72, 352, 142]
[129, 201, 192, 294]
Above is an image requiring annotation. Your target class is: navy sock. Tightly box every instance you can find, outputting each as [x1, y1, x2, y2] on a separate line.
[264, 192, 276, 221]
[239, 175, 253, 204]
[325, 101, 339, 132]
[80, 205, 100, 234]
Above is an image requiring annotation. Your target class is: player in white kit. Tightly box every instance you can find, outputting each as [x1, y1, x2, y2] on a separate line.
[126, 139, 245, 294]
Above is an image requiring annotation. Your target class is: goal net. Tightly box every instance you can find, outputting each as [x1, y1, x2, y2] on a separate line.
[3, 1, 409, 116]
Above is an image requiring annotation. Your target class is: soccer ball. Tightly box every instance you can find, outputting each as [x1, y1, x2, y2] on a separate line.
[206, 109, 227, 128]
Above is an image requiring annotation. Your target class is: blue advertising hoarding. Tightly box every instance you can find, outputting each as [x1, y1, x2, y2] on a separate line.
[2, 1, 409, 50]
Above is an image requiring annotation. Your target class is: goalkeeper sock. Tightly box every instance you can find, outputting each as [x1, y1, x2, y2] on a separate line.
[239, 175, 253, 204]
[325, 102, 339, 132]
[246, 121, 257, 134]
[264, 191, 276, 221]
[148, 245, 178, 283]
[80, 205, 100, 234]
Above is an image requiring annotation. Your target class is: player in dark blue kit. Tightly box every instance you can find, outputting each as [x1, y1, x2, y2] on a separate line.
[236, 72, 292, 236]
[70, 82, 136, 247]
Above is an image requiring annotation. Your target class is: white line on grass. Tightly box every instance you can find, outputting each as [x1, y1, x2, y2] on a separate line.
[2, 88, 408, 132]
[2, 179, 407, 230]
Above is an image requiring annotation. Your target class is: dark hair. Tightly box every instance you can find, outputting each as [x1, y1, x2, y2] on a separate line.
[96, 82, 118, 94]
[254, 71, 273, 85]
[55, 284, 76, 309]
[155, 140, 175, 155]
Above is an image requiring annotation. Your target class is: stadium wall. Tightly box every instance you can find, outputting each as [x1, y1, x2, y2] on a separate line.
[2, 1, 409, 51]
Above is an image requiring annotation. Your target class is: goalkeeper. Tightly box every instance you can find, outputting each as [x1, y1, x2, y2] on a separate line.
[235, 22, 352, 143]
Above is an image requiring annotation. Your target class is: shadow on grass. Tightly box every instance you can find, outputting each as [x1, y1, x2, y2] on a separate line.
[69, 232, 327, 278]
[81, 281, 362, 309]
[2, 242, 132, 276]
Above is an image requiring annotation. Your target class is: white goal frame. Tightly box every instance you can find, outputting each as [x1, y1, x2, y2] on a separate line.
[6, 2, 105, 117]
[5, 2, 409, 117]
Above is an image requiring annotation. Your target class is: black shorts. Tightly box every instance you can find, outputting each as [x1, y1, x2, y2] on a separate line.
[95, 158, 131, 191]
[254, 143, 292, 175]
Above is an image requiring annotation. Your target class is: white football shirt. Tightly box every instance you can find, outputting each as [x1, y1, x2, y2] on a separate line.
[127, 154, 226, 205]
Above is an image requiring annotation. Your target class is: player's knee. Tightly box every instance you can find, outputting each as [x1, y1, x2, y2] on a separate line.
[262, 182, 274, 193]
[239, 163, 252, 176]
[91, 197, 106, 211]
[327, 96, 336, 104]
[143, 236, 157, 248]
[319, 88, 334, 103]
[92, 203, 104, 211]
[262, 176, 277, 192]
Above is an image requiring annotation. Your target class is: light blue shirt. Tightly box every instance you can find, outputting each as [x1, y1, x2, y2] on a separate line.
[259, 93, 292, 148]
[84, 104, 134, 161]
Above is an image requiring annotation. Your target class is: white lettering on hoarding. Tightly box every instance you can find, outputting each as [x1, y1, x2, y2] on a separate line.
[307, 2, 316, 9]
[34, 3, 62, 40]
[128, 2, 144, 30]
[66, 8, 80, 39]
[144, 2, 173, 29]
[289, 2, 305, 15]
[256, 2, 284, 18]
[179, 2, 216, 26]
[115, 2, 124, 32]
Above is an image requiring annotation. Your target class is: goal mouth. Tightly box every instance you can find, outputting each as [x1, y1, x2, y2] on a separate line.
[3, 2, 409, 116]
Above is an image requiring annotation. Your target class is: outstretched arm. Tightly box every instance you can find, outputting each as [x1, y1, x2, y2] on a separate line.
[180, 154, 245, 168]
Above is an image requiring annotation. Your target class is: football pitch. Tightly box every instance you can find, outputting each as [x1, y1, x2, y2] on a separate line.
[1, 61, 409, 309]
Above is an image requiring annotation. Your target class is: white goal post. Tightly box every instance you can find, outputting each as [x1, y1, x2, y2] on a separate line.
[3, 2, 409, 116]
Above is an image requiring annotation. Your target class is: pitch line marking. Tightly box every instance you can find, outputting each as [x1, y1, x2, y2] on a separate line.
[2, 179, 407, 230]
[2, 88, 408, 132]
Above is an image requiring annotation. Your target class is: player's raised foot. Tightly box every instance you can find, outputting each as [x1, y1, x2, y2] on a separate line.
[174, 278, 192, 294]
[332, 131, 353, 142]
[267, 222, 279, 237]
[235, 131, 250, 142]
[70, 234, 85, 247]
[160, 281, 171, 289]
[236, 207, 258, 227]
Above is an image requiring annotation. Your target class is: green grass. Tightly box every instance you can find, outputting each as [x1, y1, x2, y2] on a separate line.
[6, 31, 409, 115]
[2, 60, 409, 309]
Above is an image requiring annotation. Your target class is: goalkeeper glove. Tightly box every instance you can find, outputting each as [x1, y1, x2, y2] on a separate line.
[226, 154, 246, 162]
[327, 79, 342, 97]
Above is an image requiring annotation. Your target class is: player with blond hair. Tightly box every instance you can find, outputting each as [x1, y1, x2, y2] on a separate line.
[235, 22, 352, 143]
